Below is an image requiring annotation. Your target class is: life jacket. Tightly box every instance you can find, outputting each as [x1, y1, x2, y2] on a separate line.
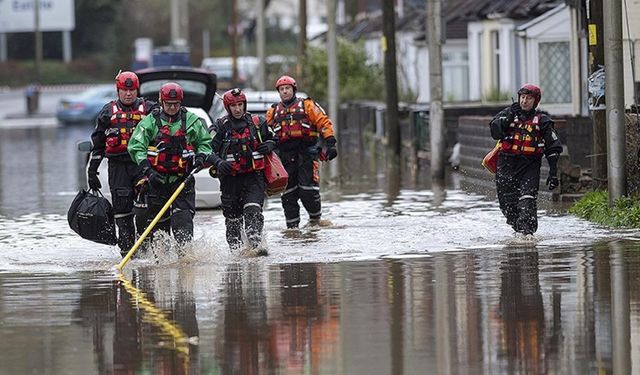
[218, 115, 265, 175]
[146, 111, 195, 175]
[500, 114, 545, 156]
[105, 99, 146, 156]
[271, 98, 318, 143]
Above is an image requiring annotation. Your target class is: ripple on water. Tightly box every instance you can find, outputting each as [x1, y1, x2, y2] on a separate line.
[0, 189, 631, 272]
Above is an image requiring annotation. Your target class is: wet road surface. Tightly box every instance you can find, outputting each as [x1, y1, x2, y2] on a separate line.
[0, 121, 638, 374]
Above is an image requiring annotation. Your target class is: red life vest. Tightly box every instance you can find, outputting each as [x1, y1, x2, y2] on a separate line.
[219, 115, 265, 175]
[500, 114, 545, 156]
[271, 98, 318, 143]
[146, 112, 195, 175]
[105, 100, 146, 156]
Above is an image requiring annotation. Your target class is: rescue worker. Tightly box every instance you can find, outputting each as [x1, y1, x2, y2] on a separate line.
[265, 75, 337, 229]
[209, 88, 276, 252]
[489, 84, 562, 237]
[87, 71, 157, 257]
[127, 82, 212, 247]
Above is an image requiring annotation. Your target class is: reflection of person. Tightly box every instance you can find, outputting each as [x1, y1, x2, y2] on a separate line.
[218, 264, 271, 374]
[497, 251, 545, 374]
[265, 75, 337, 229]
[114, 271, 199, 374]
[272, 263, 340, 370]
[127, 82, 212, 246]
[208, 88, 276, 251]
[489, 84, 562, 236]
[88, 71, 157, 257]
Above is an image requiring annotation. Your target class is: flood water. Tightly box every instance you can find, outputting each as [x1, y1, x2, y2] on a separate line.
[1, 124, 639, 374]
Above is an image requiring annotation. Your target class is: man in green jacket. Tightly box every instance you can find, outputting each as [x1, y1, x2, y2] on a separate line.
[128, 82, 212, 246]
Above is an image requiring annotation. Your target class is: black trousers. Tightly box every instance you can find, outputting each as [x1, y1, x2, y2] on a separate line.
[495, 154, 541, 235]
[138, 177, 196, 246]
[107, 159, 142, 254]
[279, 147, 322, 228]
[220, 171, 266, 249]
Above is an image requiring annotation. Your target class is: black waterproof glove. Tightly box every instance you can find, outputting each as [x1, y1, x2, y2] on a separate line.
[546, 175, 559, 191]
[140, 159, 164, 187]
[325, 136, 338, 160]
[87, 157, 102, 190]
[193, 153, 207, 170]
[256, 141, 275, 155]
[216, 160, 234, 176]
[87, 171, 101, 190]
[546, 153, 559, 191]
[510, 102, 521, 119]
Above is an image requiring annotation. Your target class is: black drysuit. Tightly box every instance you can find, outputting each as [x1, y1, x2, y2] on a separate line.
[489, 107, 563, 235]
[89, 98, 156, 255]
[209, 113, 276, 250]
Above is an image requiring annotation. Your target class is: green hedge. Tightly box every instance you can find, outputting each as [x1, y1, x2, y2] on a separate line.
[569, 190, 640, 228]
[0, 58, 113, 87]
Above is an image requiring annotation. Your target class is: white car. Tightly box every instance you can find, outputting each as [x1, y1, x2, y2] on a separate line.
[79, 67, 222, 209]
[209, 89, 307, 121]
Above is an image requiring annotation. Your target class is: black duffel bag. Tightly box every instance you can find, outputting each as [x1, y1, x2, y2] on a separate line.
[67, 189, 118, 245]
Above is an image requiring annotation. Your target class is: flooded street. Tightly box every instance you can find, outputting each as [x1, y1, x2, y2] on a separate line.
[1, 121, 639, 374]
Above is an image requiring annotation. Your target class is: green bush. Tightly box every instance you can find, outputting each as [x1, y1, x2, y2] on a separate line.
[0, 59, 112, 87]
[303, 38, 385, 103]
[569, 190, 640, 228]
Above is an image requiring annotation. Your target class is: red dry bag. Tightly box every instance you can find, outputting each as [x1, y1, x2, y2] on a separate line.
[264, 152, 288, 196]
[481, 141, 501, 174]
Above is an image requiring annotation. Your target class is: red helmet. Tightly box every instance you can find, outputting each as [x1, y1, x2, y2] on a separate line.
[275, 75, 297, 91]
[222, 88, 246, 114]
[517, 84, 542, 108]
[160, 82, 184, 102]
[115, 71, 139, 90]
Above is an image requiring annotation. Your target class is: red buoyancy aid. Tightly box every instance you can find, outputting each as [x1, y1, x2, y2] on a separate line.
[220, 115, 265, 175]
[500, 114, 545, 156]
[146, 113, 195, 175]
[105, 100, 146, 156]
[271, 98, 318, 143]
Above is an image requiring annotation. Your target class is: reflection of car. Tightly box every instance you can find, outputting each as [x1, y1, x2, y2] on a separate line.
[79, 66, 222, 209]
[56, 84, 114, 125]
[209, 90, 308, 122]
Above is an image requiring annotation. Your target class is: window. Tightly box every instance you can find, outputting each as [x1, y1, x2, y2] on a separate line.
[539, 41, 571, 104]
[443, 50, 469, 101]
[491, 30, 500, 92]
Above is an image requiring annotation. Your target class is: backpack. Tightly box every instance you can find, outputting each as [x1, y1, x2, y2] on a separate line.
[67, 189, 118, 245]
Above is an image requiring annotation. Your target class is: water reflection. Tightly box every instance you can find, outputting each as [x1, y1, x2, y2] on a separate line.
[72, 270, 199, 374]
[3, 115, 640, 374]
[497, 251, 544, 374]
[0, 125, 92, 217]
[4, 242, 640, 372]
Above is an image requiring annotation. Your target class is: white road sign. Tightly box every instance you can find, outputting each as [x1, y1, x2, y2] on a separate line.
[0, 0, 75, 32]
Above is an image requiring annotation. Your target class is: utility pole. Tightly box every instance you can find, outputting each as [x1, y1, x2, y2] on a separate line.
[297, 0, 307, 85]
[34, 0, 42, 82]
[179, 0, 189, 44]
[256, 0, 266, 90]
[603, 0, 626, 202]
[427, 0, 445, 181]
[231, 0, 239, 85]
[586, 0, 607, 188]
[327, 0, 338, 125]
[170, 0, 179, 43]
[170, 0, 188, 45]
[382, 0, 400, 157]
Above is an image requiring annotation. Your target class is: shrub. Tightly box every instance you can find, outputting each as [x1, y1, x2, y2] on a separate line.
[569, 190, 640, 228]
[303, 38, 385, 103]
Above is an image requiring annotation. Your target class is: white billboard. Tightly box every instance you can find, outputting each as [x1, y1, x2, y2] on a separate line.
[0, 0, 75, 33]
